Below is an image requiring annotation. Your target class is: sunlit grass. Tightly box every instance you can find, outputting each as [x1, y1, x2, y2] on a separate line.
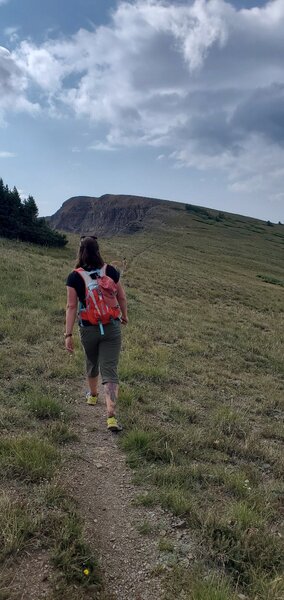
[0, 493, 38, 560]
[28, 395, 63, 420]
[0, 212, 283, 598]
[45, 422, 78, 445]
[165, 566, 239, 600]
[0, 435, 59, 482]
[50, 510, 100, 587]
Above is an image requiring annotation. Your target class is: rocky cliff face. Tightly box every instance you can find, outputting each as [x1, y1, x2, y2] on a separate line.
[48, 194, 182, 236]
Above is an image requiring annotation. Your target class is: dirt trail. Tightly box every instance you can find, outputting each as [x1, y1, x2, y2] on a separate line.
[5, 386, 193, 599]
[7, 550, 51, 599]
[63, 390, 168, 600]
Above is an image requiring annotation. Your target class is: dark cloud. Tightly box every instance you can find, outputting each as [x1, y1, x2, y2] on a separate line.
[130, 31, 188, 89]
[0, 47, 17, 94]
[232, 83, 284, 145]
[0, 46, 38, 114]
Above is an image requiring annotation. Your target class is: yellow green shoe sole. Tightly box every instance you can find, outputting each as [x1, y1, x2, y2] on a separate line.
[107, 417, 123, 432]
[86, 394, 98, 406]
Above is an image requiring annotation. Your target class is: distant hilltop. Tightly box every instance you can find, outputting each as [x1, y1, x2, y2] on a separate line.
[47, 194, 184, 236]
[47, 193, 279, 237]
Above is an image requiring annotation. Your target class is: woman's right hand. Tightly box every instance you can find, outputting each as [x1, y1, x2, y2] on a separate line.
[65, 336, 74, 353]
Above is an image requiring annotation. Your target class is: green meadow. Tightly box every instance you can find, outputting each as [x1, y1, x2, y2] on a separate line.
[0, 205, 283, 599]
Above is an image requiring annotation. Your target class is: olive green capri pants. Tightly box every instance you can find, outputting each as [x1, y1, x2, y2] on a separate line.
[79, 319, 121, 384]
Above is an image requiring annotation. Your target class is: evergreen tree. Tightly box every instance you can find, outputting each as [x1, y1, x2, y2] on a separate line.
[0, 178, 67, 247]
[22, 195, 38, 221]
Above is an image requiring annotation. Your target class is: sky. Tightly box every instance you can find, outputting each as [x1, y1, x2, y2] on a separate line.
[0, 0, 284, 222]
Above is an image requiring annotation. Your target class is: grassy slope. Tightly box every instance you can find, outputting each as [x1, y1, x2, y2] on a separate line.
[0, 240, 100, 599]
[0, 206, 283, 599]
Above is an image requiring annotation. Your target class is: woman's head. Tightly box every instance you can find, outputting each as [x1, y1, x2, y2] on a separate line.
[76, 236, 104, 269]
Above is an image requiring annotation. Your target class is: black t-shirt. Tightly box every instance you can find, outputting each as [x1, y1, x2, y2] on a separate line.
[66, 264, 120, 307]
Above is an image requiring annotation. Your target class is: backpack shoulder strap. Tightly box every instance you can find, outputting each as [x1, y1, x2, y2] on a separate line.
[74, 268, 93, 287]
[100, 264, 107, 277]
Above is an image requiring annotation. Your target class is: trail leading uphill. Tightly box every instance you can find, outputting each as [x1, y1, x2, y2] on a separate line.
[62, 386, 179, 599]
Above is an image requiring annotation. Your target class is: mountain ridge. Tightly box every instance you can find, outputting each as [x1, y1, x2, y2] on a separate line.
[47, 193, 278, 237]
[47, 193, 184, 236]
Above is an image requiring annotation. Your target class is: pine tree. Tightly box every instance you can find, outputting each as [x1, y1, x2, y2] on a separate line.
[0, 178, 67, 247]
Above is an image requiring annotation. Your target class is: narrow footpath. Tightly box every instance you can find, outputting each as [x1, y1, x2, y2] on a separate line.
[63, 389, 167, 600]
[7, 387, 194, 600]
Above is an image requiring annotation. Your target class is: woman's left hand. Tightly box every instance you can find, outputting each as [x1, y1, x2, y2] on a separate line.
[65, 336, 74, 353]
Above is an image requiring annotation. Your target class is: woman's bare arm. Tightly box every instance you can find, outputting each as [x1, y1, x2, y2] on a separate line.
[116, 281, 128, 323]
[65, 286, 78, 352]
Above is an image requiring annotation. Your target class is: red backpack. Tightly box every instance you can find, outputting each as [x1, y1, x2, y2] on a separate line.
[75, 265, 121, 334]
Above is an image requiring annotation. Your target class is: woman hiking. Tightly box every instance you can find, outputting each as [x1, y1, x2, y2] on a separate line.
[65, 235, 128, 432]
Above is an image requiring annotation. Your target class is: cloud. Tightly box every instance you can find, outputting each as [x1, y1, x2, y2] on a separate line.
[232, 83, 284, 146]
[4, 26, 18, 35]
[88, 141, 116, 151]
[0, 46, 39, 121]
[2, 1, 284, 204]
[4, 26, 20, 43]
[0, 150, 16, 157]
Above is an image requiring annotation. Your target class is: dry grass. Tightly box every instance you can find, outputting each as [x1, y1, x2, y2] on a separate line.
[0, 209, 283, 598]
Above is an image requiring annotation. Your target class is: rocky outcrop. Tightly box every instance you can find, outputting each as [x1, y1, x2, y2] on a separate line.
[47, 194, 181, 236]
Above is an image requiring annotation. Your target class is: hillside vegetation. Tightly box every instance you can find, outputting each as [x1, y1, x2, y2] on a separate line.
[0, 178, 67, 247]
[0, 207, 283, 599]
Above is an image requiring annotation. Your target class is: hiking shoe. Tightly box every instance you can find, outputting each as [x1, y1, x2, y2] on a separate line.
[107, 416, 123, 432]
[86, 392, 98, 406]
